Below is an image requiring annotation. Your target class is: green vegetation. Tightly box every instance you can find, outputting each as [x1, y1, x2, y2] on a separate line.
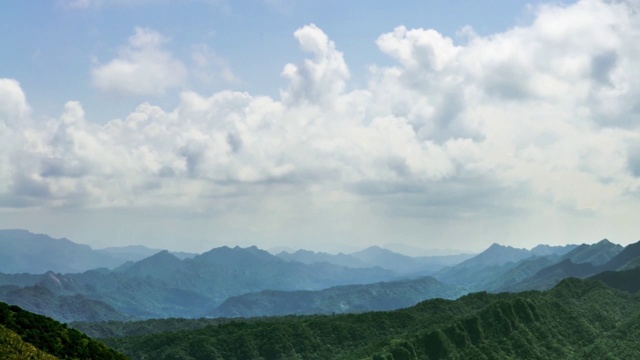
[0, 325, 58, 360]
[0, 301, 128, 360]
[72, 317, 236, 339]
[89, 278, 640, 359]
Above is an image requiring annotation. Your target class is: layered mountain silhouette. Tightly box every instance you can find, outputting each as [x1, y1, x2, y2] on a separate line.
[432, 242, 578, 291]
[277, 245, 473, 275]
[1, 243, 412, 319]
[208, 276, 464, 318]
[0, 229, 126, 273]
[3, 228, 640, 324]
[0, 229, 191, 274]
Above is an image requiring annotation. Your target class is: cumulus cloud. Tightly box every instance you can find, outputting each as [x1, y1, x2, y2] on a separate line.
[92, 27, 187, 96]
[281, 24, 350, 105]
[3, 0, 640, 249]
[0, 79, 30, 123]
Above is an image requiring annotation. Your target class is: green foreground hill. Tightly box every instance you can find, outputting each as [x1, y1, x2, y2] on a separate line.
[94, 277, 640, 359]
[0, 301, 128, 360]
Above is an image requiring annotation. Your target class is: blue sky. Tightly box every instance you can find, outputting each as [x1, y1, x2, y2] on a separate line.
[1, 0, 639, 254]
[2, 0, 548, 121]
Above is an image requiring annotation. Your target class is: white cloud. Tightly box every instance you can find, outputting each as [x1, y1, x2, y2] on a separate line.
[0, 79, 30, 124]
[191, 44, 239, 86]
[92, 27, 187, 96]
[4, 0, 640, 249]
[281, 24, 350, 105]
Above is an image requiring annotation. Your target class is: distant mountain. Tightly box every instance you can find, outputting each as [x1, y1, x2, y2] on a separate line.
[0, 284, 130, 323]
[0, 229, 127, 273]
[102, 245, 195, 261]
[0, 301, 128, 359]
[503, 240, 628, 292]
[349, 246, 462, 274]
[277, 249, 369, 268]
[433, 241, 616, 292]
[485, 255, 558, 291]
[560, 239, 622, 266]
[157, 246, 398, 305]
[590, 267, 640, 293]
[98, 245, 162, 262]
[0, 229, 198, 274]
[0, 245, 400, 320]
[530, 244, 578, 256]
[601, 240, 640, 271]
[507, 259, 599, 291]
[278, 246, 472, 274]
[350, 246, 418, 269]
[454, 243, 533, 268]
[113, 250, 184, 278]
[383, 242, 470, 256]
[208, 276, 464, 318]
[433, 243, 534, 288]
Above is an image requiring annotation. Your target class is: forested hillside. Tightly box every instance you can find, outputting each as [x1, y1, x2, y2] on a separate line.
[96, 278, 640, 359]
[0, 301, 128, 359]
[0, 325, 58, 360]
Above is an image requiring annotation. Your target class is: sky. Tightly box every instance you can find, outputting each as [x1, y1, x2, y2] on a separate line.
[1, 0, 640, 254]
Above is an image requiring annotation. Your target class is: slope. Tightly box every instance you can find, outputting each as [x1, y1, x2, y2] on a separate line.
[0, 325, 58, 360]
[560, 239, 623, 266]
[589, 267, 640, 293]
[433, 243, 535, 290]
[0, 301, 127, 359]
[0, 284, 130, 323]
[208, 276, 465, 318]
[500, 239, 625, 292]
[0, 229, 126, 273]
[101, 278, 640, 360]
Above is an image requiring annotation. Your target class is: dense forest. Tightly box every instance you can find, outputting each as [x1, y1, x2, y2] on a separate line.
[75, 278, 640, 360]
[0, 301, 128, 360]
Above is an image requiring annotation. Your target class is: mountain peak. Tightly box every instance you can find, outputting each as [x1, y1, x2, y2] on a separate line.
[487, 243, 506, 250]
[195, 245, 280, 268]
[0, 229, 126, 273]
[453, 242, 531, 269]
[148, 249, 178, 259]
[115, 249, 183, 277]
[562, 239, 622, 266]
[602, 239, 640, 271]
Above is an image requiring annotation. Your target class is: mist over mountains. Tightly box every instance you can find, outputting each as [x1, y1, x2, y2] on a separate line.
[0, 229, 193, 274]
[1, 228, 640, 326]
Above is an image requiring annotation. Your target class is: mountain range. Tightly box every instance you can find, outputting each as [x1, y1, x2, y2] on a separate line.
[0, 229, 192, 274]
[2, 228, 640, 326]
[276, 245, 474, 274]
[208, 276, 465, 318]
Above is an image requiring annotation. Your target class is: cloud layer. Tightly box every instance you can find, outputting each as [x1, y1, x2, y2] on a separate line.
[3, 0, 640, 250]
